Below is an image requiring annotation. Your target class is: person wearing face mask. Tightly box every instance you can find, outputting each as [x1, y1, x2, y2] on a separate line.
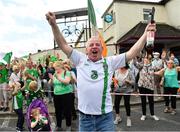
[46, 11, 156, 131]
[152, 52, 164, 99]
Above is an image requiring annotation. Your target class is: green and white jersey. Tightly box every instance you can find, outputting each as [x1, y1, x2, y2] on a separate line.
[26, 88, 44, 106]
[13, 91, 24, 109]
[70, 49, 126, 115]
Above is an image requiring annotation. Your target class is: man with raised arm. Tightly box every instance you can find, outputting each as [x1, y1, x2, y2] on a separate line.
[46, 11, 156, 131]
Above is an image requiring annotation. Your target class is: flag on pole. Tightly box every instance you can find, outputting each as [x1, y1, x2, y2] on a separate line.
[0, 53, 6, 65]
[88, 0, 97, 35]
[98, 32, 108, 57]
[88, 0, 108, 57]
[3, 52, 12, 64]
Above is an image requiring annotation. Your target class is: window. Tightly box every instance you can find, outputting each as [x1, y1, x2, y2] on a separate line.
[143, 8, 152, 21]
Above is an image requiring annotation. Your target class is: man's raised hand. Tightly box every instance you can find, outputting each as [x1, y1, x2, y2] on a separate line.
[45, 11, 56, 26]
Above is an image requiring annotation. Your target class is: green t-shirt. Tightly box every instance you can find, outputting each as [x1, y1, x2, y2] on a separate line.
[25, 68, 39, 90]
[13, 91, 24, 109]
[53, 71, 73, 95]
[0, 68, 8, 84]
[164, 68, 179, 88]
[26, 68, 39, 80]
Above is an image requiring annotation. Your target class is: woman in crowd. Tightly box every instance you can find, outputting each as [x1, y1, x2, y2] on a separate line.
[9, 65, 24, 131]
[63, 59, 77, 120]
[135, 56, 159, 121]
[113, 63, 135, 127]
[49, 61, 73, 131]
[155, 59, 180, 115]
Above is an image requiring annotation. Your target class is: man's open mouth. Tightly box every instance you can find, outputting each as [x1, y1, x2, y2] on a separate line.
[92, 50, 98, 54]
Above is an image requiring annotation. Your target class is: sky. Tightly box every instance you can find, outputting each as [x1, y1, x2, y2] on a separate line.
[0, 0, 161, 58]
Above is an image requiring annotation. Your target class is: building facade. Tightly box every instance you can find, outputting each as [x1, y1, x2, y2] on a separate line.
[30, 0, 180, 63]
[102, 0, 180, 56]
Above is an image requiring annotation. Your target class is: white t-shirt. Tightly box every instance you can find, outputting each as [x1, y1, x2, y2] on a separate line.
[70, 49, 126, 115]
[9, 72, 21, 86]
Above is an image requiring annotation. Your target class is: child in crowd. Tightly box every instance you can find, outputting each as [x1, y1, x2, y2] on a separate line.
[30, 107, 50, 131]
[26, 81, 44, 106]
[11, 81, 24, 132]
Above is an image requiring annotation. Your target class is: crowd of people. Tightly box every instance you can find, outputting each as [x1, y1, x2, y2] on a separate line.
[0, 11, 180, 132]
[112, 49, 180, 127]
[0, 57, 77, 131]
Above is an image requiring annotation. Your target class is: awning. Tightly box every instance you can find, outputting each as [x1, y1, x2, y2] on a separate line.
[117, 22, 180, 47]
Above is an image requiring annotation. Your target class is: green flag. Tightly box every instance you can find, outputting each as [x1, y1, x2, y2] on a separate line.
[3, 52, 12, 64]
[88, 0, 97, 35]
[88, 0, 97, 27]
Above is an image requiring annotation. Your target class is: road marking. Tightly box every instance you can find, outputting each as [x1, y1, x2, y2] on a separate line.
[0, 116, 10, 128]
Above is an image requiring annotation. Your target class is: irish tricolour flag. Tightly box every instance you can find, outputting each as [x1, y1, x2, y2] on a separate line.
[88, 0, 108, 57]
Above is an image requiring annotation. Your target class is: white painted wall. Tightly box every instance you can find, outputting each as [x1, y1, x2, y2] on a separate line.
[165, 0, 180, 29]
[103, 1, 170, 44]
